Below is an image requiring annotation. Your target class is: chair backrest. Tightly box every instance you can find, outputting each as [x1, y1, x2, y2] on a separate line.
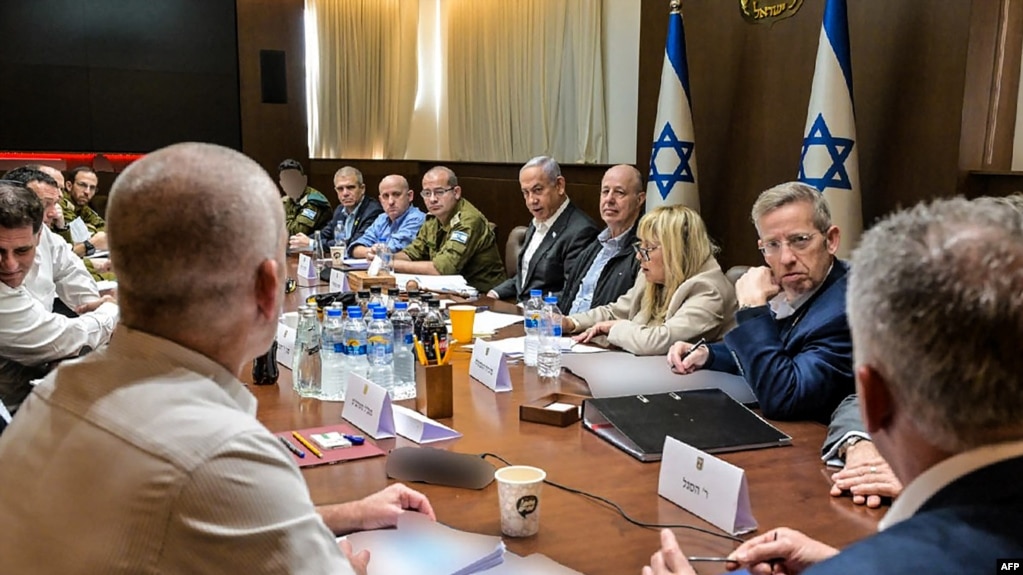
[725, 265, 750, 285]
[505, 225, 528, 279]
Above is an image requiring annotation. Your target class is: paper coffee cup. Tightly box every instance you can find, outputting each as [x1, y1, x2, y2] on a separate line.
[495, 465, 546, 537]
[449, 305, 477, 344]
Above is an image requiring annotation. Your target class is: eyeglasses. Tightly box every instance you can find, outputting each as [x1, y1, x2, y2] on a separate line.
[758, 233, 819, 256]
[420, 187, 455, 199]
[632, 242, 661, 261]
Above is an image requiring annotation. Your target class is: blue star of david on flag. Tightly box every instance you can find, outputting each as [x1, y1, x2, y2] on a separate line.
[649, 123, 696, 201]
[799, 113, 854, 192]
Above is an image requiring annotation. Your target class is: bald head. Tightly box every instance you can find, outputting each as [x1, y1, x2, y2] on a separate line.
[36, 165, 65, 190]
[107, 143, 284, 328]
[599, 164, 645, 237]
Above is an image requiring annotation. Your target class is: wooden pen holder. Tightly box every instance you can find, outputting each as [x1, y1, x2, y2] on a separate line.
[415, 362, 453, 419]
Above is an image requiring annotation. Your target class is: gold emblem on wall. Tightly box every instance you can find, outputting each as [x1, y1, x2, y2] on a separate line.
[740, 0, 804, 23]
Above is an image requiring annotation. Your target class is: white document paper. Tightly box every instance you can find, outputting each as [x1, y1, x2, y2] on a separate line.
[658, 436, 757, 535]
[275, 316, 297, 369]
[329, 268, 347, 292]
[342, 373, 396, 439]
[392, 404, 461, 444]
[471, 310, 523, 335]
[95, 280, 117, 292]
[484, 336, 603, 358]
[68, 217, 91, 243]
[469, 339, 512, 392]
[393, 273, 473, 294]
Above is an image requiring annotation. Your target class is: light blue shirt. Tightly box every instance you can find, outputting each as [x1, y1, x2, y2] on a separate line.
[350, 206, 427, 253]
[569, 228, 625, 314]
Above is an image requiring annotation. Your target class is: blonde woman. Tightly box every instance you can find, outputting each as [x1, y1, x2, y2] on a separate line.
[566, 205, 736, 355]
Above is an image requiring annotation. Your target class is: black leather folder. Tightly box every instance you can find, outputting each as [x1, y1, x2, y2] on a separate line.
[582, 388, 791, 462]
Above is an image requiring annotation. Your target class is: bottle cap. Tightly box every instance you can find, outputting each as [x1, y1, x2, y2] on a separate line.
[326, 307, 342, 317]
[394, 301, 408, 310]
[347, 305, 363, 319]
[530, 289, 542, 297]
[373, 307, 388, 319]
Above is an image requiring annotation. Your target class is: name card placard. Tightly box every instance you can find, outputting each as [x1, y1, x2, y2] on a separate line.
[469, 339, 512, 392]
[342, 373, 395, 439]
[297, 254, 319, 286]
[392, 405, 461, 444]
[276, 320, 297, 369]
[329, 268, 347, 292]
[658, 436, 757, 535]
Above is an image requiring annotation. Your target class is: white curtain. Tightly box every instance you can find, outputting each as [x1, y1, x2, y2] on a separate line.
[442, 0, 607, 163]
[306, 0, 419, 159]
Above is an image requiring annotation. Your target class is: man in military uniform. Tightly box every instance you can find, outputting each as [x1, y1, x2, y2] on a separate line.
[278, 159, 331, 236]
[57, 166, 108, 260]
[392, 166, 506, 293]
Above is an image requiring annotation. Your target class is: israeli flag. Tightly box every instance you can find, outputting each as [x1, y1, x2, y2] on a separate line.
[647, 3, 699, 213]
[798, 0, 862, 257]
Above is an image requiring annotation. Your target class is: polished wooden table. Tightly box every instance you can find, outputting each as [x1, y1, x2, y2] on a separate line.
[250, 282, 882, 574]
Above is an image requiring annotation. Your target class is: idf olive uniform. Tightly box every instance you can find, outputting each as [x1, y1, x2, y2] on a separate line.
[402, 198, 506, 293]
[283, 187, 332, 236]
[56, 192, 106, 244]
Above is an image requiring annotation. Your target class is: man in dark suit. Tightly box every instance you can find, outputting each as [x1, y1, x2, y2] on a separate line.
[487, 156, 598, 302]
[645, 197, 1023, 575]
[288, 166, 383, 254]
[557, 164, 645, 315]
[667, 182, 853, 422]
[821, 394, 902, 509]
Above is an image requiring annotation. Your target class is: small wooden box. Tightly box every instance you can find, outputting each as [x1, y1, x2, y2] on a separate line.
[415, 362, 453, 419]
[347, 270, 397, 292]
[519, 393, 586, 427]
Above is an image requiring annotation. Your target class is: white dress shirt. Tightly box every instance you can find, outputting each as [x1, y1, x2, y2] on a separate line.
[0, 227, 117, 410]
[0, 326, 354, 574]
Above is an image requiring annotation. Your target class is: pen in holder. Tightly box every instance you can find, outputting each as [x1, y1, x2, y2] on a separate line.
[415, 361, 453, 419]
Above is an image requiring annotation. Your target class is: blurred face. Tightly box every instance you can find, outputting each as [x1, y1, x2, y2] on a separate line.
[26, 181, 62, 227]
[379, 177, 413, 221]
[635, 236, 665, 285]
[0, 225, 38, 288]
[600, 166, 645, 236]
[519, 166, 565, 223]
[757, 201, 840, 300]
[334, 173, 365, 210]
[68, 171, 99, 206]
[421, 172, 461, 223]
[278, 169, 307, 200]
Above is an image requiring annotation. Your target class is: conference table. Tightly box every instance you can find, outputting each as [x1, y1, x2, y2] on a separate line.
[248, 274, 883, 574]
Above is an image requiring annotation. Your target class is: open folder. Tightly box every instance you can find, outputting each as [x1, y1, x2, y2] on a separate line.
[582, 388, 790, 462]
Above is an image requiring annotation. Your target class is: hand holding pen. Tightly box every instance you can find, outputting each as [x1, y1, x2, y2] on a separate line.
[667, 337, 707, 375]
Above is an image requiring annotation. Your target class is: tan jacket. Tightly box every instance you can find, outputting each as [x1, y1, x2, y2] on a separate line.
[569, 256, 737, 355]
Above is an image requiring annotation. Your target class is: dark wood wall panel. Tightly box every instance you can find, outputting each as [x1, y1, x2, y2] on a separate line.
[237, 0, 308, 175]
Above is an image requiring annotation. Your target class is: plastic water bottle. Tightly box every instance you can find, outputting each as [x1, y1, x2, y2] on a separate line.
[319, 307, 347, 400]
[523, 289, 544, 367]
[367, 307, 395, 394]
[538, 295, 563, 384]
[391, 301, 416, 400]
[293, 308, 322, 398]
[333, 220, 346, 255]
[421, 299, 448, 364]
[344, 306, 369, 383]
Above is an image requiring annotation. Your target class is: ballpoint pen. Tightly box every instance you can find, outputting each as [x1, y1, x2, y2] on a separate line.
[679, 337, 707, 362]
[278, 436, 305, 458]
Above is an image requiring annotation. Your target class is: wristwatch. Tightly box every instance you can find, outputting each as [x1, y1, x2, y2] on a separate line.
[837, 435, 867, 460]
[83, 240, 96, 256]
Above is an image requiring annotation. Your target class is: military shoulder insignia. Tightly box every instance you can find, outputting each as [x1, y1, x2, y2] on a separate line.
[300, 207, 318, 220]
[451, 230, 470, 244]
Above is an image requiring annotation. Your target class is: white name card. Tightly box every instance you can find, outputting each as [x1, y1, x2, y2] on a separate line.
[469, 339, 512, 392]
[392, 405, 462, 444]
[68, 217, 91, 243]
[276, 320, 297, 369]
[657, 436, 757, 536]
[296, 254, 319, 286]
[329, 268, 347, 292]
[341, 373, 395, 439]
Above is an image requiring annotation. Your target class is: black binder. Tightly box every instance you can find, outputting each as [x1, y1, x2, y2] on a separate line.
[582, 388, 791, 462]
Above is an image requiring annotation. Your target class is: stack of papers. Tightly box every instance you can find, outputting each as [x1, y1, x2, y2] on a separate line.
[485, 336, 605, 358]
[342, 257, 369, 270]
[345, 513, 505, 574]
[470, 310, 523, 335]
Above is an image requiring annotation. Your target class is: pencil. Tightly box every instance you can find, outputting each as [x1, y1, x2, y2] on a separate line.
[432, 333, 441, 365]
[278, 436, 305, 458]
[413, 336, 428, 365]
[291, 431, 323, 458]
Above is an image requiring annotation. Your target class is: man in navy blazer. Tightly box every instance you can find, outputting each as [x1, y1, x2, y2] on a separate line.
[288, 166, 383, 254]
[488, 156, 598, 302]
[667, 182, 853, 422]
[644, 197, 1023, 575]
